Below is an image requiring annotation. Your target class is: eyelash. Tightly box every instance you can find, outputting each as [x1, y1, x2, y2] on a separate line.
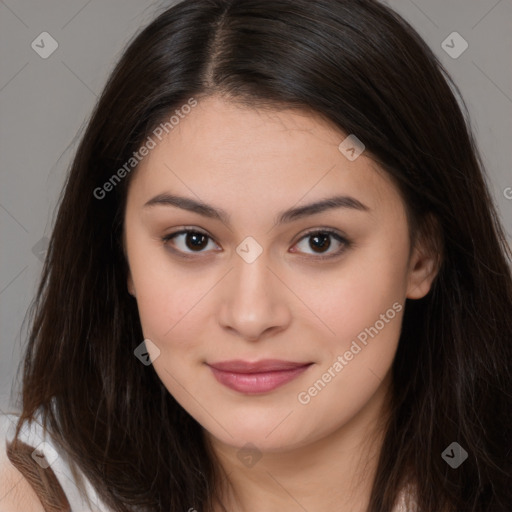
[161, 227, 351, 261]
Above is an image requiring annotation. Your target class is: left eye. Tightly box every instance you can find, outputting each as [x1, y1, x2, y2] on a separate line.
[162, 229, 349, 259]
[291, 230, 348, 258]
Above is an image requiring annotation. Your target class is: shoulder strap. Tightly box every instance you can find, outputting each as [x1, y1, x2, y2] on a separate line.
[6, 438, 71, 512]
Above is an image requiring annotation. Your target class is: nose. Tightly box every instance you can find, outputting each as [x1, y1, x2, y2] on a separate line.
[218, 253, 292, 342]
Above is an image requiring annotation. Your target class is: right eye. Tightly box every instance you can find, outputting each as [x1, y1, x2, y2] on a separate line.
[161, 229, 220, 257]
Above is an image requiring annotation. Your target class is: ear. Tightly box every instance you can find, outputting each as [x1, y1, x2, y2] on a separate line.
[406, 214, 443, 300]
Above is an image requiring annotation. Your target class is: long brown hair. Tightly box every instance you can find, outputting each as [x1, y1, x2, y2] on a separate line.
[10, 0, 512, 510]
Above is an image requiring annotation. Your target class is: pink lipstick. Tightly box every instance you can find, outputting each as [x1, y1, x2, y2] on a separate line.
[207, 359, 313, 394]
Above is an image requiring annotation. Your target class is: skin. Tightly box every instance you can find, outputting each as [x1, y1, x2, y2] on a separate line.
[0, 447, 45, 512]
[123, 95, 438, 512]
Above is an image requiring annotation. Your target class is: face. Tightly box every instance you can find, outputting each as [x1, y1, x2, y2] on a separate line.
[123, 95, 436, 453]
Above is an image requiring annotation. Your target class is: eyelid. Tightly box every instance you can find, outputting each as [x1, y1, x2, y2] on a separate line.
[161, 226, 351, 260]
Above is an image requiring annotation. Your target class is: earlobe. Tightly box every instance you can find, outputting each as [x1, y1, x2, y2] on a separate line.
[406, 249, 438, 299]
[406, 220, 442, 300]
[406, 214, 444, 299]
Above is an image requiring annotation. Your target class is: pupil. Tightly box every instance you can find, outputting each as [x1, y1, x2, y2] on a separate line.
[186, 232, 208, 250]
[310, 233, 330, 253]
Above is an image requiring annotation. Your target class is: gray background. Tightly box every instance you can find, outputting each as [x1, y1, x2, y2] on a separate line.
[1, 0, 511, 413]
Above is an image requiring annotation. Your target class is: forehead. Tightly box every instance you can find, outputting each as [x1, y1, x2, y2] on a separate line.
[127, 95, 400, 218]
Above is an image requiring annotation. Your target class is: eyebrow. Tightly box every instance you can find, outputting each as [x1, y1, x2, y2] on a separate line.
[143, 193, 370, 226]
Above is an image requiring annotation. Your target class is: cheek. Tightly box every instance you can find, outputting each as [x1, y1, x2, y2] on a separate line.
[128, 243, 199, 345]
[295, 250, 407, 347]
[293, 273, 405, 436]
[136, 278, 201, 344]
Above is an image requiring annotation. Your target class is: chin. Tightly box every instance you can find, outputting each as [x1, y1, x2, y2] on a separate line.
[204, 416, 313, 453]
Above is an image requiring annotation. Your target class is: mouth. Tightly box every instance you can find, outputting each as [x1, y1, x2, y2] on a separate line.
[206, 359, 314, 394]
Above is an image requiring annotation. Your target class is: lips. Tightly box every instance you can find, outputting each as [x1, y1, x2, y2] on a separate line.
[208, 359, 311, 373]
[206, 359, 313, 394]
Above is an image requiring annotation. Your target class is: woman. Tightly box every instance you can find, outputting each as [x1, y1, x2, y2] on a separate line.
[2, 0, 511, 511]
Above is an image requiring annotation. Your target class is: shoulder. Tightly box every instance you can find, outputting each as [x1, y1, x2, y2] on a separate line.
[0, 411, 107, 512]
[0, 411, 75, 512]
[0, 438, 45, 512]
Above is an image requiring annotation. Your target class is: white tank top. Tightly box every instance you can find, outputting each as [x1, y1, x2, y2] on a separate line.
[1, 410, 111, 512]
